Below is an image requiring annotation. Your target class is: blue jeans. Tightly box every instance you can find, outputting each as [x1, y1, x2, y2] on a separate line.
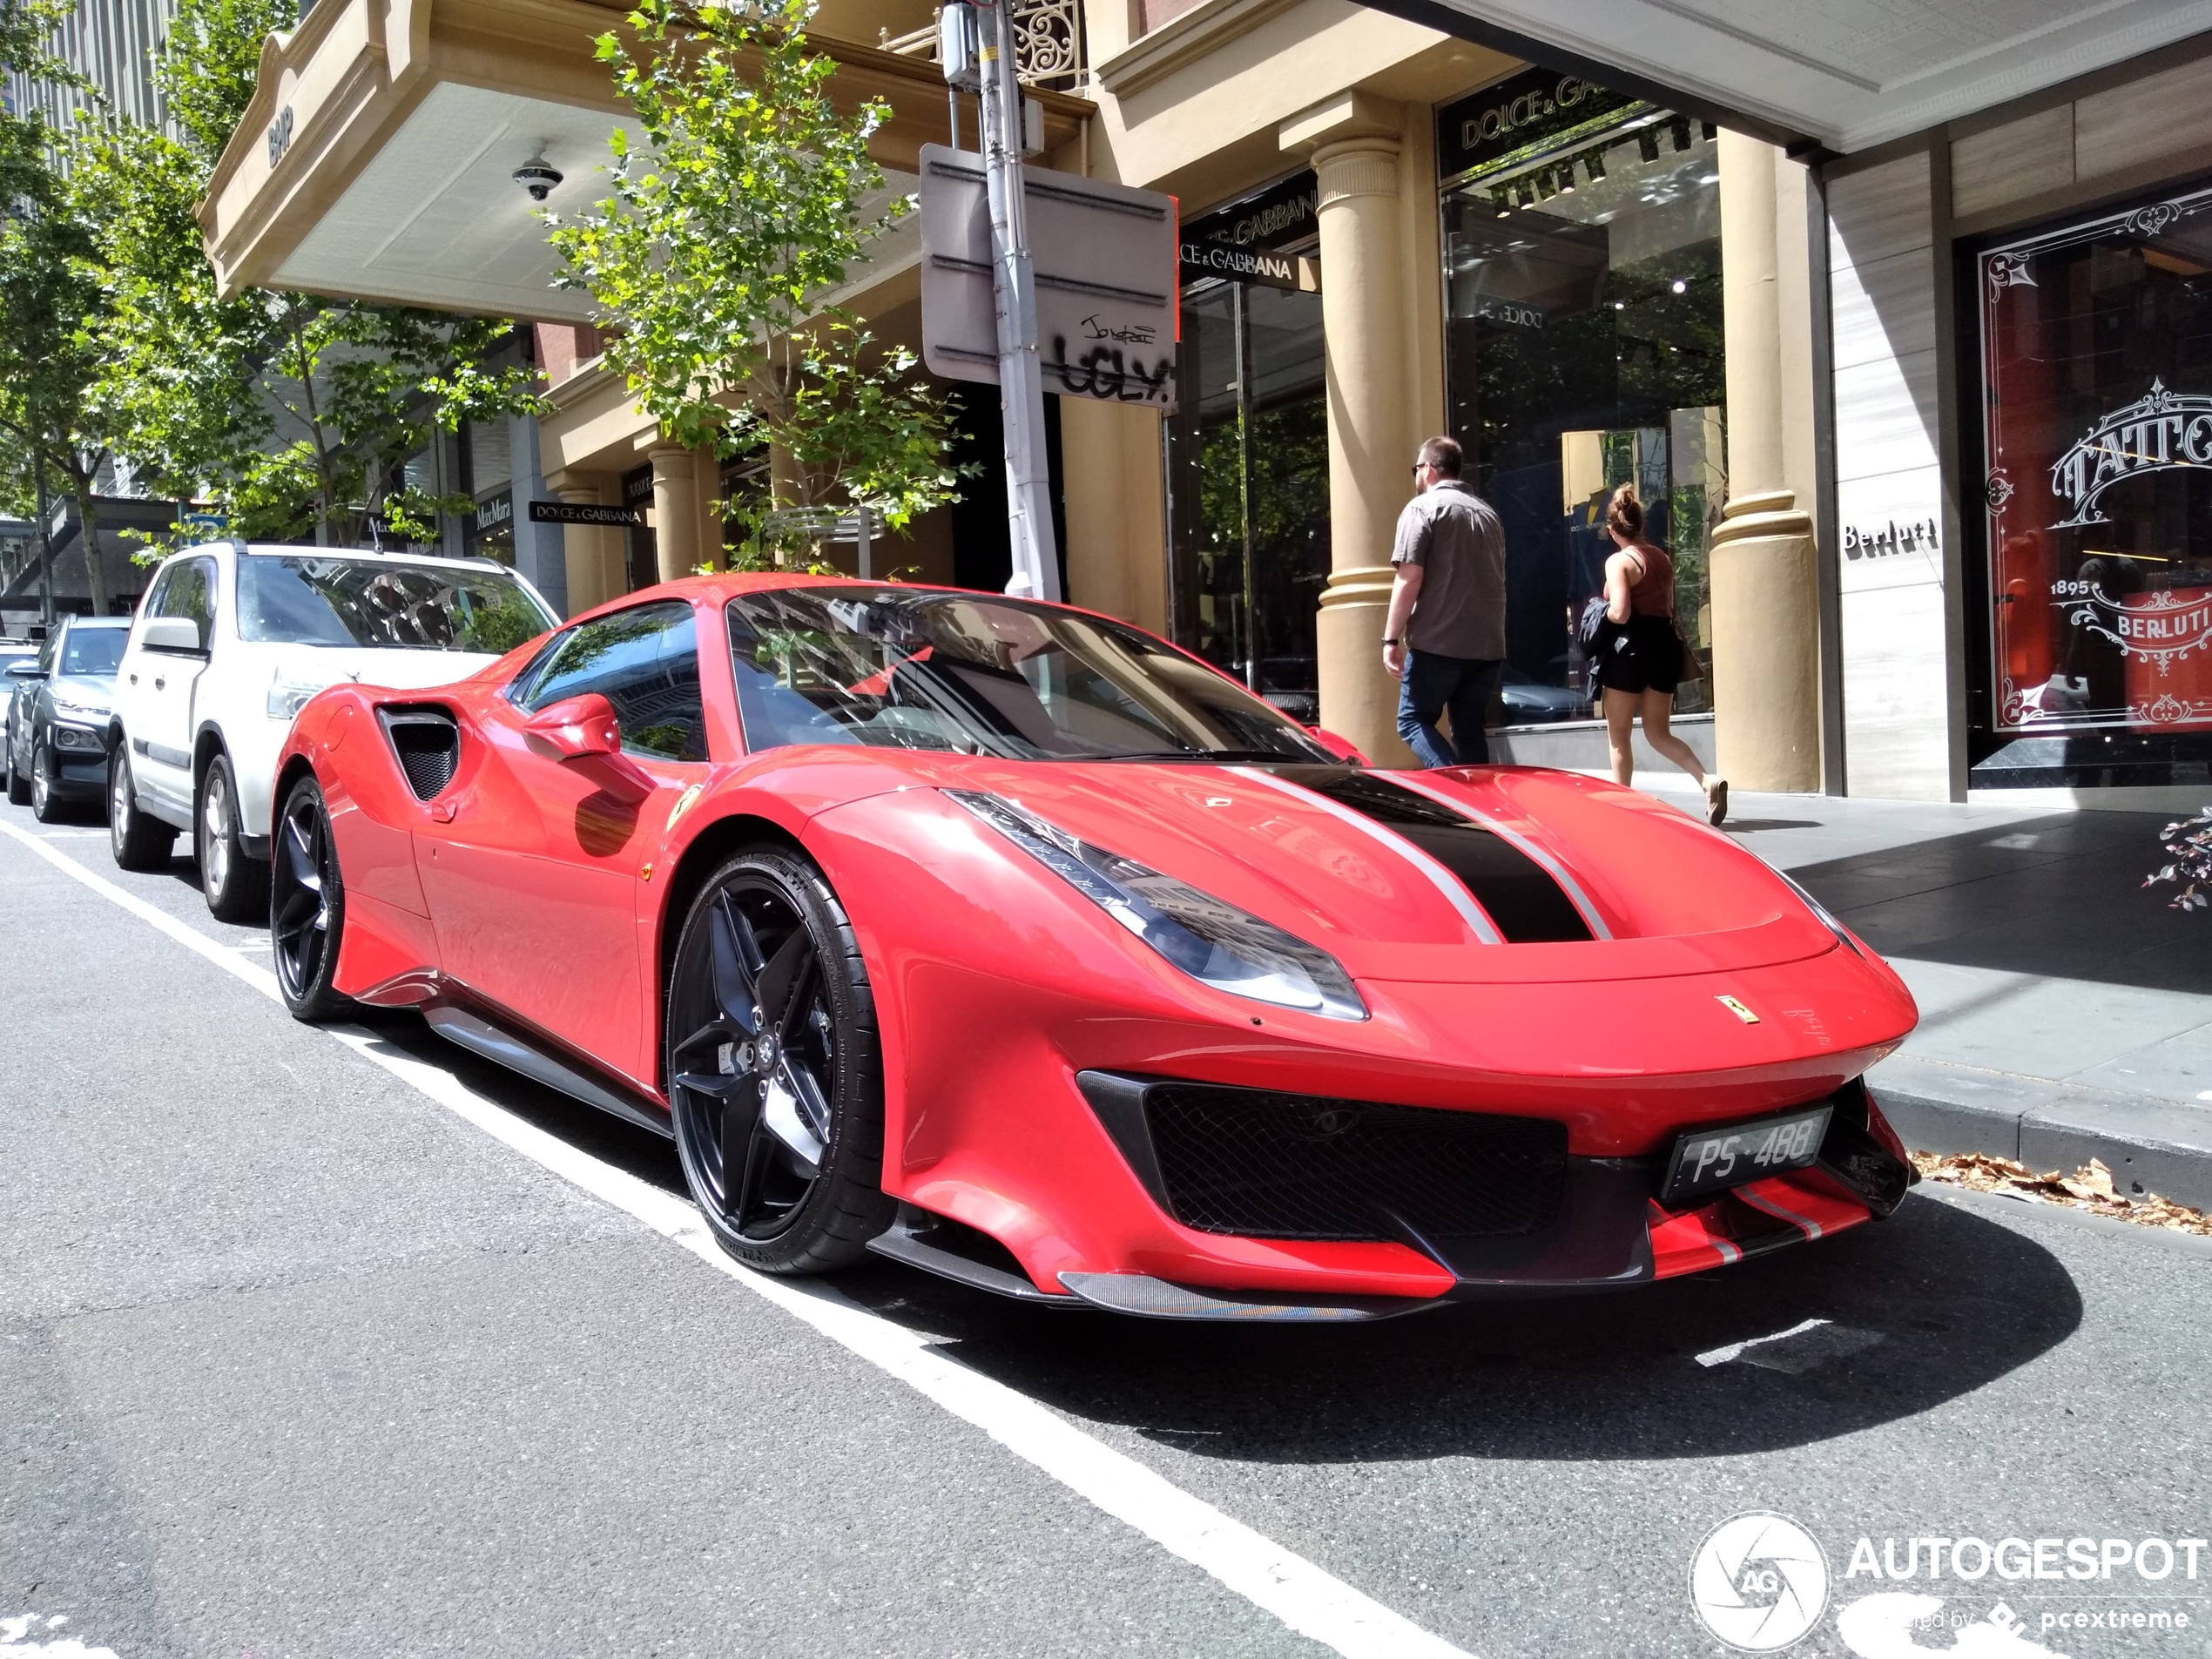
[1397, 650, 1504, 768]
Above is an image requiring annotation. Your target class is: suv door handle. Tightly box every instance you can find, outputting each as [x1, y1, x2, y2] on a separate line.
[128, 672, 138, 685]
[153, 676, 165, 691]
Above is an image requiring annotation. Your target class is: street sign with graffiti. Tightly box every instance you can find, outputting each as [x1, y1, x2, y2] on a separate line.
[920, 145, 1179, 410]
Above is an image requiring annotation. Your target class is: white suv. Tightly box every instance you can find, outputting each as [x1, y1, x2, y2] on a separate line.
[110, 541, 558, 919]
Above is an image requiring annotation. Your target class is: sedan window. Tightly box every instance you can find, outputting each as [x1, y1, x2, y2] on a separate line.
[515, 600, 708, 762]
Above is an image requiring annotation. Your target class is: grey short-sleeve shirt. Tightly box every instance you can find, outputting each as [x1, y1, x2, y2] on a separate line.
[1391, 480, 1507, 660]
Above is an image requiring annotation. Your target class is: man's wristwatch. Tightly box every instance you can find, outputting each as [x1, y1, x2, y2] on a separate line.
[1382, 637, 1402, 646]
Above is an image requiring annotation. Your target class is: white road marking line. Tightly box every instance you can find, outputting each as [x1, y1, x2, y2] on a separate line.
[1696, 1317, 1830, 1368]
[0, 820, 1476, 1659]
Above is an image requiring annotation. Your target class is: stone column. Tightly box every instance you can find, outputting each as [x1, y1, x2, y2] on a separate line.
[543, 469, 623, 616]
[648, 443, 700, 583]
[1282, 93, 1416, 766]
[1715, 131, 1822, 793]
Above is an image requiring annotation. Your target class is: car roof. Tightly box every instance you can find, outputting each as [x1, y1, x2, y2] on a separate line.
[174, 541, 516, 575]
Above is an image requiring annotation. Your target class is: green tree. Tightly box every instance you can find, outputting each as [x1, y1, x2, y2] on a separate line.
[63, 0, 550, 550]
[0, 0, 119, 612]
[548, 0, 965, 557]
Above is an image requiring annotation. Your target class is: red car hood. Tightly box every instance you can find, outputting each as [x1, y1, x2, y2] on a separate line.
[806, 755, 1838, 986]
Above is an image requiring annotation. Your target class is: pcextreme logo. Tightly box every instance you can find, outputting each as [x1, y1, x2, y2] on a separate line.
[1689, 1515, 2209, 1655]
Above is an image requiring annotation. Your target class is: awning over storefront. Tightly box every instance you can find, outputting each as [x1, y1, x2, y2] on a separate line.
[198, 0, 1087, 320]
[1366, 0, 2212, 152]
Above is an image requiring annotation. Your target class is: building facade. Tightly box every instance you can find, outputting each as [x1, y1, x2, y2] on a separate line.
[192, 0, 2212, 806]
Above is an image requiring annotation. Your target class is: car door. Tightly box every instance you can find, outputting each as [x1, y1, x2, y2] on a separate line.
[125, 556, 217, 813]
[415, 597, 712, 1082]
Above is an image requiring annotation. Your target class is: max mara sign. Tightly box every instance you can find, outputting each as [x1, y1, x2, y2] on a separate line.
[2050, 380, 2212, 527]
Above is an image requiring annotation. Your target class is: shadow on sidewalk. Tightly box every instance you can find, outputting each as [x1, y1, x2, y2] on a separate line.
[1789, 812, 2207, 996]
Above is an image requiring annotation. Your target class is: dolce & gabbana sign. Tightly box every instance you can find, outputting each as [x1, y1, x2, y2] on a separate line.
[1436, 68, 1638, 179]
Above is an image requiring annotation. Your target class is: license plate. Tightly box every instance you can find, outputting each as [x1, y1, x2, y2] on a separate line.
[1660, 1104, 1833, 1207]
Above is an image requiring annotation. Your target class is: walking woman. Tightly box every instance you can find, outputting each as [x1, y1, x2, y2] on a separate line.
[1595, 482, 1728, 826]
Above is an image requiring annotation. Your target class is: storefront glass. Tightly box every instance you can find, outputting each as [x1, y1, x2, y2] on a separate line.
[1979, 186, 2212, 738]
[1168, 174, 1329, 721]
[1438, 75, 1725, 718]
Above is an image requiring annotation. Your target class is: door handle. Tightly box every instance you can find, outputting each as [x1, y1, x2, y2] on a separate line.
[153, 677, 165, 691]
[428, 800, 457, 822]
[128, 672, 138, 685]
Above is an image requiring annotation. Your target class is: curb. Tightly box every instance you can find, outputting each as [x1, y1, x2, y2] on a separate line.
[1867, 1054, 2212, 1211]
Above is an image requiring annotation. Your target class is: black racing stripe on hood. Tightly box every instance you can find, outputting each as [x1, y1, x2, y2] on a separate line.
[1264, 767, 1594, 943]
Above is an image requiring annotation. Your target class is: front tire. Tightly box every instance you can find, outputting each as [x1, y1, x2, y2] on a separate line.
[29, 743, 62, 822]
[272, 775, 353, 1023]
[109, 746, 177, 870]
[3, 730, 27, 806]
[665, 848, 894, 1275]
[199, 753, 268, 923]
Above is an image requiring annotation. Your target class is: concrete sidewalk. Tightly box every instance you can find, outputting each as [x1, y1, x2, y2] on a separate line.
[1614, 772, 2212, 1206]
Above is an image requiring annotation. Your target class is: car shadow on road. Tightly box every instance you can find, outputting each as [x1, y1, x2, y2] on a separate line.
[826, 1194, 2081, 1464]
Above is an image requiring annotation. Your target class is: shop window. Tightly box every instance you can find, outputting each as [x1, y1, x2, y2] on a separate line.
[1439, 77, 1724, 720]
[1979, 187, 2212, 738]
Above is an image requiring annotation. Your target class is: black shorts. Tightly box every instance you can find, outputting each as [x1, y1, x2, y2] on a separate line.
[1595, 613, 1682, 696]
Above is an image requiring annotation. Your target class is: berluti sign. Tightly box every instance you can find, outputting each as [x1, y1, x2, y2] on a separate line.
[1178, 171, 1317, 291]
[1434, 68, 1638, 179]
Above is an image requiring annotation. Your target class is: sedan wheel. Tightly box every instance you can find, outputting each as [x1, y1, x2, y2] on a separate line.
[198, 754, 269, 923]
[271, 775, 352, 1022]
[3, 729, 27, 806]
[666, 849, 893, 1274]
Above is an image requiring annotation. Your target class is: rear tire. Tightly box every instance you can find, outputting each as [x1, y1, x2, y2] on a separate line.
[109, 745, 177, 871]
[199, 753, 268, 923]
[30, 744, 64, 823]
[271, 774, 353, 1023]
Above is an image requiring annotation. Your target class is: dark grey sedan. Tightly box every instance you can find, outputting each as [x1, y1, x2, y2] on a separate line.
[4, 617, 131, 822]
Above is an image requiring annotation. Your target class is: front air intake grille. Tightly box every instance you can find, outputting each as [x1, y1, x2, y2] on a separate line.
[378, 708, 460, 801]
[1138, 1082, 1568, 1242]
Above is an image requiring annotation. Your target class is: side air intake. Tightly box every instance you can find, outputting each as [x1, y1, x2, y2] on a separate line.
[378, 708, 461, 801]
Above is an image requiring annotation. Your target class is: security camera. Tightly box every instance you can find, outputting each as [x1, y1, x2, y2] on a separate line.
[513, 156, 563, 202]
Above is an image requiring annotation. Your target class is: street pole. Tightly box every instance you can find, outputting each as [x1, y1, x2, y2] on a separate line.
[33, 443, 52, 634]
[971, 0, 1062, 602]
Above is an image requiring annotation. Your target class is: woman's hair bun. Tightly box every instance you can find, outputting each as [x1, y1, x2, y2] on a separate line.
[1606, 482, 1644, 539]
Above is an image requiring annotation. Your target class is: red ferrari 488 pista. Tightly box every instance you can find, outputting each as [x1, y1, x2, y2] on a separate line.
[271, 575, 1919, 1320]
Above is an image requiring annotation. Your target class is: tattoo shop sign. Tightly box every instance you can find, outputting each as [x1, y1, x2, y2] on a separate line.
[920, 145, 1179, 410]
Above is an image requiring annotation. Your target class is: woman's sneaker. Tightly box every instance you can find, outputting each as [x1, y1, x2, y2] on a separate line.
[1705, 777, 1729, 826]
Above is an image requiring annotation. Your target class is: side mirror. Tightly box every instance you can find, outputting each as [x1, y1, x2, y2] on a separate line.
[140, 617, 204, 654]
[523, 692, 622, 761]
[5, 661, 44, 680]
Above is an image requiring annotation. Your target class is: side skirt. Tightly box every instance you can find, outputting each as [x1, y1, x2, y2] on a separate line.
[422, 1003, 674, 1141]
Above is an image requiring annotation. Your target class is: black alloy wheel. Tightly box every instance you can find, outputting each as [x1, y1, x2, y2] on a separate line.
[29, 742, 64, 823]
[198, 752, 269, 923]
[110, 745, 177, 870]
[271, 775, 352, 1022]
[666, 849, 894, 1274]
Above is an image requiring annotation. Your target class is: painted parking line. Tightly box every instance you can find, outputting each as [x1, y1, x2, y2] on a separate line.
[0, 819, 1474, 1659]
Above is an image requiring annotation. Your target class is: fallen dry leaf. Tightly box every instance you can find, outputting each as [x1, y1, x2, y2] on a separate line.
[1910, 1151, 2212, 1238]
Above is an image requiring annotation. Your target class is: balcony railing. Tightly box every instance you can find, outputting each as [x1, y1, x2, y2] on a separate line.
[881, 0, 1084, 93]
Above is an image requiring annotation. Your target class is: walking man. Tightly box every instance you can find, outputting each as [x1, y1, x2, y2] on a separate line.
[1380, 436, 1507, 767]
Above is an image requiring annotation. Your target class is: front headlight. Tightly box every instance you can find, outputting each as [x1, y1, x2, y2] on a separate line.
[948, 789, 1367, 1021]
[268, 671, 331, 720]
[51, 724, 104, 752]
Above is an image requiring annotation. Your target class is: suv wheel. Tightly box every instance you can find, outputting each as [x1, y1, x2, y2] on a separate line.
[198, 753, 268, 922]
[30, 743, 63, 823]
[110, 745, 177, 870]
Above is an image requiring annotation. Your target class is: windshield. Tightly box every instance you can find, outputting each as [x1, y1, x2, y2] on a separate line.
[59, 628, 127, 676]
[237, 556, 554, 653]
[726, 587, 1332, 763]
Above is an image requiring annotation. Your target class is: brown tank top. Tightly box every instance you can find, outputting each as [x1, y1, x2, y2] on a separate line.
[1625, 542, 1674, 617]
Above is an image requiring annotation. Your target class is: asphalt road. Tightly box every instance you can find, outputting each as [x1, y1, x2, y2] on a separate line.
[3, 791, 2209, 1659]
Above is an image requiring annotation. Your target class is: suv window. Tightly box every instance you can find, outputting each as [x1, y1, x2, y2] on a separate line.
[149, 557, 217, 651]
[514, 600, 708, 763]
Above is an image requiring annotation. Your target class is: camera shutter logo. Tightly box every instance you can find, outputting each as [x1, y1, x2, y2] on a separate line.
[1689, 1512, 1831, 1651]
